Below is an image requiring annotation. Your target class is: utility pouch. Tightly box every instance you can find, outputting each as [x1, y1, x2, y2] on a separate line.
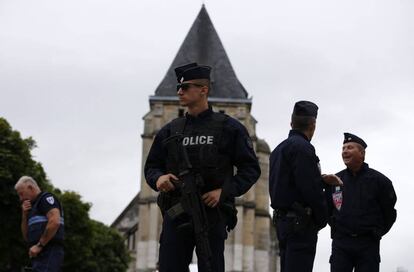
[157, 192, 174, 215]
[166, 202, 193, 234]
[371, 228, 384, 241]
[166, 202, 186, 220]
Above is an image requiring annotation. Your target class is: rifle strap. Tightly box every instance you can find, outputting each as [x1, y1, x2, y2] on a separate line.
[170, 117, 187, 136]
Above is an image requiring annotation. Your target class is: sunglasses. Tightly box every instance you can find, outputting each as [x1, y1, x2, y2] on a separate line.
[176, 82, 205, 91]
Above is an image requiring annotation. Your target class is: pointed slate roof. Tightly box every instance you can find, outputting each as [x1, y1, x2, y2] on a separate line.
[152, 5, 250, 103]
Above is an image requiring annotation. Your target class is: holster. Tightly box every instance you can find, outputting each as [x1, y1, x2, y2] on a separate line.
[290, 202, 313, 232]
[220, 202, 238, 231]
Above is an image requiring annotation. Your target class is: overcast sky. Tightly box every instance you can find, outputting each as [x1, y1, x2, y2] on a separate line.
[1, 0, 413, 271]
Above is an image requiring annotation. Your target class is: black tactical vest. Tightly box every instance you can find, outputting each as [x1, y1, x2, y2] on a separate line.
[165, 112, 233, 193]
[28, 192, 64, 246]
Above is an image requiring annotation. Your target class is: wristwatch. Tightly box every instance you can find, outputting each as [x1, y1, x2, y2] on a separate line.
[36, 242, 45, 248]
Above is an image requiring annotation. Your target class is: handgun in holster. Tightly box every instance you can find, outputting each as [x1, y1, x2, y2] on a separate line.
[219, 202, 238, 231]
[290, 202, 313, 232]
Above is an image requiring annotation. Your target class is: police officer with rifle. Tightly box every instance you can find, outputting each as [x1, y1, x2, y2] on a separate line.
[145, 63, 261, 272]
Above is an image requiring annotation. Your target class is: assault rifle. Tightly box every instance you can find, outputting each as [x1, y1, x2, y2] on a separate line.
[163, 134, 213, 272]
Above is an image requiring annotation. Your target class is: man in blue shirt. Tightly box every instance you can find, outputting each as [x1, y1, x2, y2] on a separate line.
[15, 176, 64, 272]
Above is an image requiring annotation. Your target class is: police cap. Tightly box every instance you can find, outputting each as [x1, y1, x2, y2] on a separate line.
[174, 62, 211, 83]
[343, 132, 367, 149]
[292, 100, 318, 118]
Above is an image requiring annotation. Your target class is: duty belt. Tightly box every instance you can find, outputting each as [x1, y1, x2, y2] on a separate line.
[335, 230, 372, 239]
[348, 232, 372, 238]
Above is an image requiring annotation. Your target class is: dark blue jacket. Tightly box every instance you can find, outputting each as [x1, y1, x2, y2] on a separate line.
[144, 108, 261, 201]
[326, 163, 397, 239]
[269, 130, 328, 229]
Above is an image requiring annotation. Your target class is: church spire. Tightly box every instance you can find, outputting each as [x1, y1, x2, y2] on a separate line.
[153, 5, 249, 101]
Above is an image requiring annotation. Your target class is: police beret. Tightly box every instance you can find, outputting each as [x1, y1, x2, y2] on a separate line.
[292, 101, 318, 118]
[174, 62, 211, 83]
[343, 132, 367, 149]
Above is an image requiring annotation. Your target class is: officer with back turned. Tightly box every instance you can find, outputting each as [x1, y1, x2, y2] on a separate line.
[269, 101, 330, 272]
[326, 133, 397, 272]
[144, 62, 261, 272]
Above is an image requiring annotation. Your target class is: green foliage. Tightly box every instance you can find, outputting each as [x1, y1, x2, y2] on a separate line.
[58, 191, 95, 271]
[88, 220, 131, 272]
[0, 117, 52, 271]
[0, 118, 130, 272]
[59, 191, 130, 272]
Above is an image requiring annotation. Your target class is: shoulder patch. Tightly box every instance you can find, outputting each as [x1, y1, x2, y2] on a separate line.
[332, 188, 343, 211]
[46, 196, 55, 205]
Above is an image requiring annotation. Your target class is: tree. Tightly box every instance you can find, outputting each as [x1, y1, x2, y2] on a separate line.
[0, 118, 52, 271]
[89, 220, 131, 272]
[0, 118, 130, 271]
[59, 191, 95, 271]
[60, 192, 130, 272]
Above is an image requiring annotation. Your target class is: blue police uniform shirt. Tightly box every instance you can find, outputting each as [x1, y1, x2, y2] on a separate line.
[326, 163, 397, 238]
[28, 192, 64, 246]
[269, 129, 328, 228]
[144, 108, 261, 200]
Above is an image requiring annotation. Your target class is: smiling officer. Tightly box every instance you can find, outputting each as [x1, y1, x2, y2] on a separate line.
[326, 133, 397, 272]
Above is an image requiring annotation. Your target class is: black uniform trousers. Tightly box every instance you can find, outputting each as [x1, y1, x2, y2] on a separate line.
[276, 216, 318, 272]
[330, 235, 380, 272]
[159, 213, 227, 272]
[32, 244, 64, 272]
